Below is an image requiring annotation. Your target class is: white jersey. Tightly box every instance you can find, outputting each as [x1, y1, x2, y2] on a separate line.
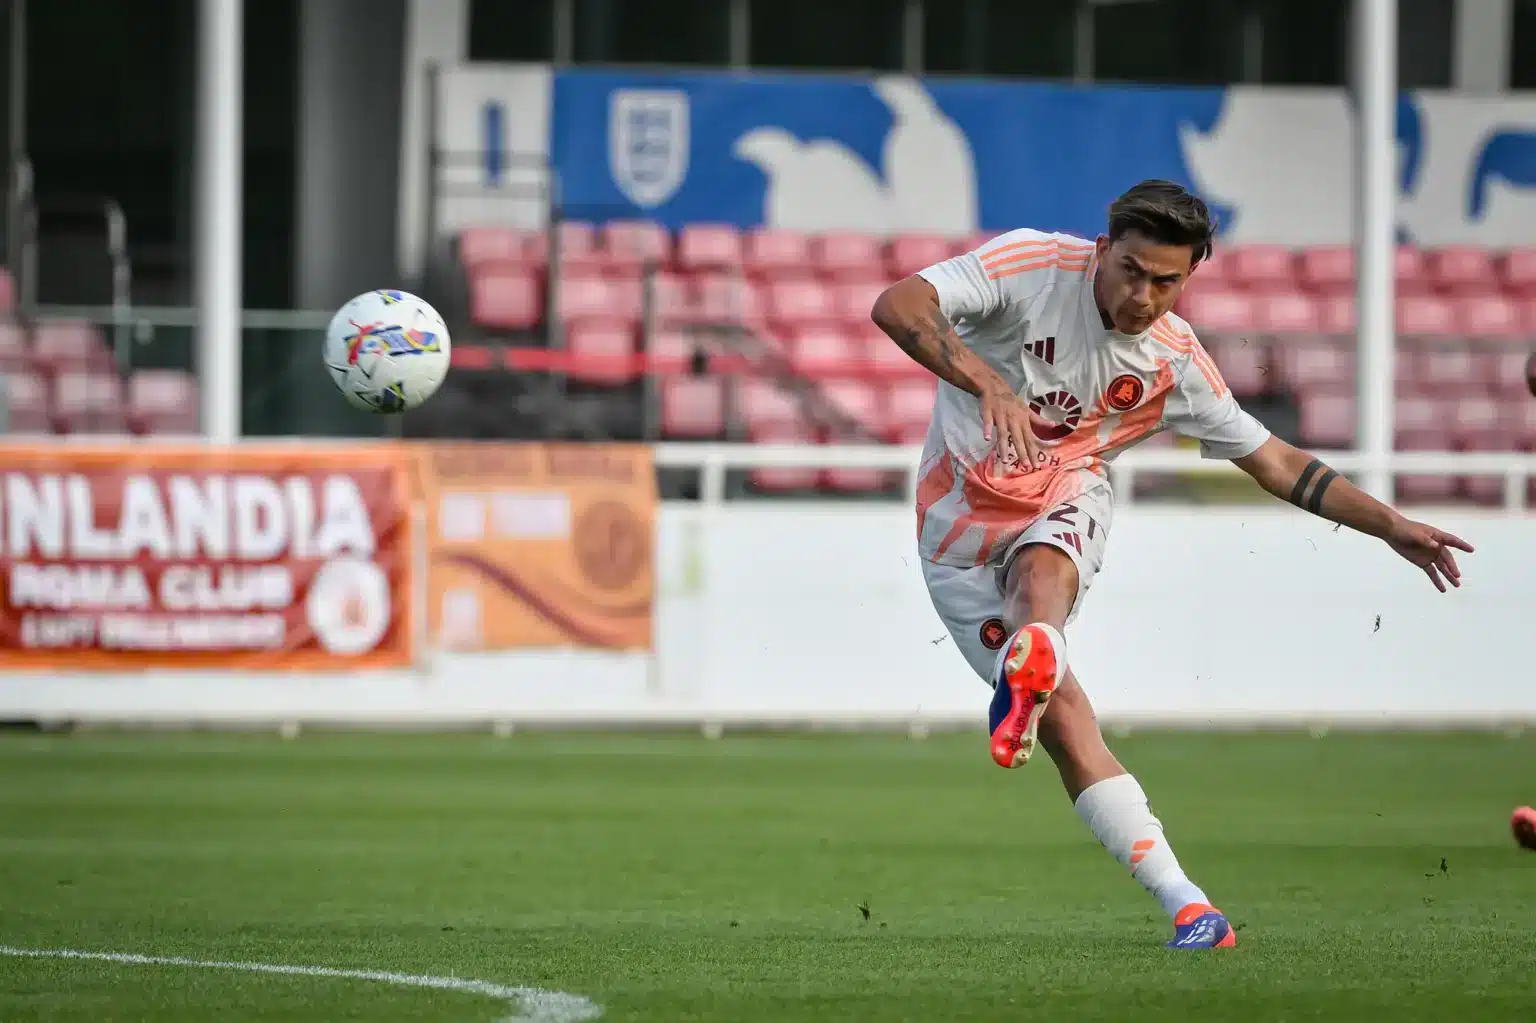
[913, 228, 1271, 569]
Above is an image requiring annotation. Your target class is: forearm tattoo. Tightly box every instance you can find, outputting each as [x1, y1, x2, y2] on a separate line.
[1289, 458, 1338, 514]
[899, 310, 961, 377]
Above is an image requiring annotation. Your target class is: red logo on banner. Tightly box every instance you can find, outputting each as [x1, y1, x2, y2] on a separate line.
[0, 444, 414, 670]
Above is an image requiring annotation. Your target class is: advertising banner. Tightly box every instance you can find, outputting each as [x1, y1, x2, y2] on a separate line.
[414, 442, 657, 652]
[0, 444, 415, 670]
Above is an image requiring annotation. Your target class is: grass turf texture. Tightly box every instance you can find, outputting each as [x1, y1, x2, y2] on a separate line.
[1, 730, 1534, 1021]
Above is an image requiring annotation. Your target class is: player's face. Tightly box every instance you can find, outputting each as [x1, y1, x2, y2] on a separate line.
[1092, 232, 1196, 334]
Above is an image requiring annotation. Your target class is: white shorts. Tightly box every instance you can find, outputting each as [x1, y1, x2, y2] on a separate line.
[920, 483, 1113, 683]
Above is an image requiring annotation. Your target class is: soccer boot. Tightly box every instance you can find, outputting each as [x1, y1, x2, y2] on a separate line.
[1167, 902, 1236, 949]
[987, 623, 1061, 768]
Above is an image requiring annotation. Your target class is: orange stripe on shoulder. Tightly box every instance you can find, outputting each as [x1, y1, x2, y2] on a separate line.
[1150, 322, 1228, 397]
[981, 237, 1094, 278]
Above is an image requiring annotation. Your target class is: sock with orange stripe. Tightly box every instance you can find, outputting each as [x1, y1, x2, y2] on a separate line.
[1073, 773, 1210, 919]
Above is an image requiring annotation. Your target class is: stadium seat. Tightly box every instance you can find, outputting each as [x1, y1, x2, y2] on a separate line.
[1277, 340, 1355, 394]
[857, 325, 926, 381]
[660, 376, 725, 438]
[600, 220, 670, 274]
[821, 379, 883, 435]
[127, 370, 199, 433]
[642, 329, 698, 377]
[1295, 389, 1355, 448]
[557, 275, 642, 326]
[676, 224, 743, 272]
[766, 279, 837, 332]
[1178, 289, 1253, 338]
[567, 322, 637, 384]
[0, 372, 52, 433]
[833, 280, 887, 330]
[815, 233, 885, 282]
[788, 328, 856, 379]
[1226, 245, 1295, 293]
[1205, 337, 1269, 397]
[745, 419, 819, 492]
[0, 267, 12, 314]
[1512, 399, 1536, 450]
[1453, 396, 1508, 505]
[645, 271, 696, 327]
[1396, 295, 1456, 339]
[1297, 246, 1354, 295]
[1426, 246, 1499, 295]
[53, 372, 125, 433]
[1490, 346, 1533, 399]
[1318, 294, 1356, 335]
[742, 229, 813, 280]
[886, 378, 937, 443]
[1253, 291, 1321, 337]
[887, 235, 952, 279]
[1417, 344, 1488, 398]
[1500, 248, 1536, 297]
[735, 377, 801, 433]
[1454, 294, 1525, 340]
[1394, 395, 1456, 503]
[458, 227, 540, 270]
[32, 321, 113, 374]
[1394, 246, 1431, 296]
[693, 273, 765, 328]
[469, 267, 542, 329]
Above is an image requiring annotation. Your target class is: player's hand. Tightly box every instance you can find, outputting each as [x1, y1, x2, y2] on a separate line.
[1384, 516, 1474, 592]
[977, 382, 1043, 473]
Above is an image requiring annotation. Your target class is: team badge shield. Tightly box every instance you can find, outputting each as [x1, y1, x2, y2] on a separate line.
[608, 89, 690, 209]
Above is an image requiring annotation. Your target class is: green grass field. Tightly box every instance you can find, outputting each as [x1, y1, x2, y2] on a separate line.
[1, 729, 1534, 1021]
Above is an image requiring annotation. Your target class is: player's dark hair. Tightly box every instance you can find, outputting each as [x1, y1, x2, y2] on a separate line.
[1107, 180, 1217, 268]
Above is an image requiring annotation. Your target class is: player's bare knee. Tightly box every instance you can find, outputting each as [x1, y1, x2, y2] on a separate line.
[1004, 544, 1079, 626]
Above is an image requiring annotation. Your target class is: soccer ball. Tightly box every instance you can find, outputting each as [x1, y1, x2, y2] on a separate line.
[324, 289, 451, 413]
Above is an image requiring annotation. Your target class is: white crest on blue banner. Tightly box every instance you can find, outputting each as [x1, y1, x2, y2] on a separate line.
[609, 89, 691, 209]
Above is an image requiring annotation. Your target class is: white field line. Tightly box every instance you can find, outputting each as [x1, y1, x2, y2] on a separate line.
[0, 946, 603, 1022]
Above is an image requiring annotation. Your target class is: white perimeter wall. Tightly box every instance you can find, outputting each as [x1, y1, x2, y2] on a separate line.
[1, 504, 1531, 728]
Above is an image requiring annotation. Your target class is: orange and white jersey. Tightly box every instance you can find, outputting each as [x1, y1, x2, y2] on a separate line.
[913, 228, 1270, 569]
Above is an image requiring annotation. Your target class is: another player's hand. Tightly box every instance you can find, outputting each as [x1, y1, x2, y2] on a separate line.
[977, 382, 1043, 473]
[1384, 515, 1474, 592]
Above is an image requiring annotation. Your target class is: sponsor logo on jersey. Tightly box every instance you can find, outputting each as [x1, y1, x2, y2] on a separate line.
[1106, 373, 1145, 412]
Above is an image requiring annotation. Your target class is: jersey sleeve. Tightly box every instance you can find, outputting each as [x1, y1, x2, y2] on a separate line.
[913, 229, 1073, 326]
[1163, 340, 1272, 460]
[915, 248, 1006, 323]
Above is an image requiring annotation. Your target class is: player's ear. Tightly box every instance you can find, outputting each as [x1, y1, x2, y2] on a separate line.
[1094, 234, 1110, 262]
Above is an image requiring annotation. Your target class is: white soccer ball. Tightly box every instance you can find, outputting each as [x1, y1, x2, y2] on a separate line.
[324, 289, 451, 413]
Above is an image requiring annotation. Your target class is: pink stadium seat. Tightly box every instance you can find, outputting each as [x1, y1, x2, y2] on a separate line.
[887, 235, 953, 279]
[557, 275, 642, 325]
[1225, 245, 1295, 292]
[1417, 344, 1488, 398]
[886, 378, 937, 443]
[858, 325, 925, 381]
[766, 279, 837, 331]
[1500, 248, 1536, 297]
[0, 372, 52, 433]
[1512, 400, 1536, 450]
[815, 233, 885, 282]
[643, 329, 697, 377]
[458, 228, 540, 270]
[1253, 291, 1321, 336]
[676, 224, 743, 272]
[735, 378, 800, 432]
[469, 268, 542, 329]
[1427, 246, 1499, 295]
[1296, 390, 1355, 448]
[0, 323, 30, 374]
[1452, 397, 1509, 504]
[1454, 294, 1525, 340]
[1394, 246, 1431, 296]
[746, 419, 819, 492]
[692, 273, 765, 327]
[1318, 294, 1356, 335]
[645, 271, 696, 326]
[1396, 295, 1456, 338]
[788, 328, 856, 378]
[1490, 346, 1533, 399]
[127, 370, 198, 434]
[1190, 247, 1229, 287]
[660, 376, 725, 438]
[1205, 338, 1269, 397]
[566, 322, 636, 384]
[1297, 246, 1354, 295]
[833, 280, 887, 329]
[1178, 289, 1253, 335]
[742, 229, 812, 280]
[600, 221, 670, 274]
[0, 267, 12, 314]
[528, 222, 601, 275]
[32, 321, 112, 374]
[1394, 395, 1455, 503]
[1277, 341, 1355, 393]
[53, 372, 125, 434]
[821, 381, 888, 490]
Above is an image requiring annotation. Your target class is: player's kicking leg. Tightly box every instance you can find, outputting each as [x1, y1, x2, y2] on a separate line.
[991, 542, 1235, 950]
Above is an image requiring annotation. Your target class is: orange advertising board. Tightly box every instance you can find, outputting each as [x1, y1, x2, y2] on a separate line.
[412, 442, 656, 651]
[0, 442, 415, 670]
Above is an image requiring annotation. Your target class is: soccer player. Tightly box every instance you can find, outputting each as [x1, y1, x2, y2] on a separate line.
[871, 180, 1473, 950]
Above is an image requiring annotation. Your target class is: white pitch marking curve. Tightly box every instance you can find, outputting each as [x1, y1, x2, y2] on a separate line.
[0, 946, 603, 1022]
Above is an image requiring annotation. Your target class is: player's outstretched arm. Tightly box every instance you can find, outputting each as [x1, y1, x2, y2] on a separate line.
[1232, 436, 1474, 591]
[872, 276, 1043, 468]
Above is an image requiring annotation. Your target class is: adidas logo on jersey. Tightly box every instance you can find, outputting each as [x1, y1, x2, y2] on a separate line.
[1025, 337, 1056, 365]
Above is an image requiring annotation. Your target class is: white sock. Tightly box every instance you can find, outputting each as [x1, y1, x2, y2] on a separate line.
[1074, 773, 1210, 919]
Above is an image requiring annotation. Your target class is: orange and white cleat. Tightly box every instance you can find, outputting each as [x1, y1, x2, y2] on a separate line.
[1513, 806, 1536, 851]
[1167, 903, 1237, 949]
[986, 623, 1062, 769]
